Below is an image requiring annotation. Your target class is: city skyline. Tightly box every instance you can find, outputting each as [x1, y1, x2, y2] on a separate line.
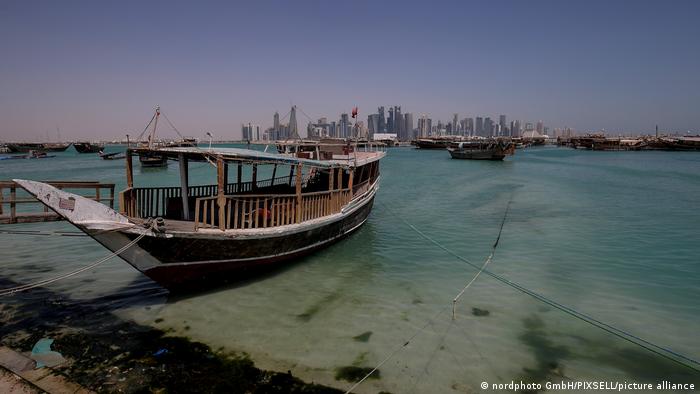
[1, 1, 699, 140]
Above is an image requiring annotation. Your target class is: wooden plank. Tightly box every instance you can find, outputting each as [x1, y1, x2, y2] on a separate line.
[179, 153, 190, 221]
[194, 198, 200, 230]
[126, 150, 134, 188]
[233, 199, 239, 229]
[217, 157, 226, 230]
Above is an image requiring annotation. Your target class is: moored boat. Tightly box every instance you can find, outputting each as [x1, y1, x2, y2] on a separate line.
[413, 137, 458, 149]
[74, 142, 105, 153]
[7, 142, 71, 153]
[16, 141, 385, 290]
[447, 139, 514, 160]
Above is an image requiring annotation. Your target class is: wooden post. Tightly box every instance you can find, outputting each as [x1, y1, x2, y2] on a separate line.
[271, 164, 277, 184]
[348, 168, 354, 197]
[295, 163, 302, 223]
[126, 150, 134, 188]
[217, 157, 226, 230]
[0, 186, 4, 215]
[179, 153, 190, 220]
[289, 165, 295, 186]
[10, 185, 16, 224]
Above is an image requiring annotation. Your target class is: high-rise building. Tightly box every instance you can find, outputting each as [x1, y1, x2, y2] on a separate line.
[484, 117, 493, 136]
[499, 115, 507, 136]
[241, 123, 260, 141]
[339, 113, 350, 138]
[377, 106, 386, 133]
[403, 113, 413, 140]
[394, 106, 403, 137]
[466, 118, 474, 135]
[288, 106, 298, 139]
[476, 117, 484, 136]
[418, 114, 431, 137]
[367, 114, 380, 137]
[536, 120, 543, 134]
[387, 107, 394, 133]
[452, 113, 459, 135]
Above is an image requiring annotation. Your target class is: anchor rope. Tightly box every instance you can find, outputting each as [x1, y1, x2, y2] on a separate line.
[0, 229, 86, 237]
[0, 228, 150, 297]
[345, 198, 513, 393]
[382, 201, 700, 373]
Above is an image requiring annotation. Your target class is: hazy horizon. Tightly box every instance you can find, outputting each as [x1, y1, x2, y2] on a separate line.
[1, 0, 699, 141]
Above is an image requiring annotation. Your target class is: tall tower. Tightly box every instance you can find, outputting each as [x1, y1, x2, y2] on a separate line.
[289, 105, 298, 139]
[499, 115, 507, 136]
[453, 113, 459, 135]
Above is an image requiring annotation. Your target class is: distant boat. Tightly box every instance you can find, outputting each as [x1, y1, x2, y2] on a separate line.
[414, 137, 457, 149]
[134, 107, 198, 167]
[447, 140, 515, 161]
[7, 143, 71, 153]
[74, 142, 105, 153]
[99, 150, 126, 160]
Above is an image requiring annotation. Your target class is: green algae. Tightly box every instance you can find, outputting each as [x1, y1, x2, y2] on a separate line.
[352, 331, 372, 342]
[334, 366, 380, 382]
[471, 307, 490, 317]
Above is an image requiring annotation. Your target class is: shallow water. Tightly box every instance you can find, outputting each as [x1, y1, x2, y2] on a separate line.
[1, 145, 699, 392]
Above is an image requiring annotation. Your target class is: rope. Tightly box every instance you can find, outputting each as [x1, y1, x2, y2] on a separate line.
[452, 198, 511, 318]
[384, 202, 700, 373]
[0, 229, 86, 237]
[345, 198, 513, 393]
[0, 229, 150, 297]
[160, 111, 218, 168]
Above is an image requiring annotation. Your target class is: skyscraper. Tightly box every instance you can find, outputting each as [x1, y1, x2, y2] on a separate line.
[387, 107, 394, 133]
[403, 113, 413, 140]
[466, 118, 474, 135]
[536, 120, 544, 134]
[394, 106, 402, 137]
[288, 105, 298, 139]
[339, 113, 349, 138]
[377, 106, 386, 133]
[452, 113, 459, 135]
[484, 117, 493, 136]
[476, 117, 483, 136]
[499, 115, 507, 136]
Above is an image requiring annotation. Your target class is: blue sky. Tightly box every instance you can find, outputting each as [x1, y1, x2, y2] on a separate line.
[1, 0, 698, 140]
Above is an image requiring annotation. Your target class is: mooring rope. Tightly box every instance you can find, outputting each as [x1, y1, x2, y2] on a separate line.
[0, 229, 149, 297]
[384, 202, 700, 373]
[345, 198, 513, 393]
[0, 229, 86, 237]
[452, 198, 511, 318]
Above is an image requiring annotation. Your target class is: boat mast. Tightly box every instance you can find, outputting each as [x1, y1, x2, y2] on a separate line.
[148, 105, 160, 149]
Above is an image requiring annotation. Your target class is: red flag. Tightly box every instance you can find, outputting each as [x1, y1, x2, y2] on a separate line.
[351, 107, 358, 119]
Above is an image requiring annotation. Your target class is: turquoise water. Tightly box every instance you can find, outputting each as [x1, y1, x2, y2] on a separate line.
[1, 146, 699, 392]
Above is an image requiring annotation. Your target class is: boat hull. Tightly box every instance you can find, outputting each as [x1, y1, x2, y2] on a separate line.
[74, 142, 105, 153]
[447, 148, 506, 160]
[14, 178, 378, 291]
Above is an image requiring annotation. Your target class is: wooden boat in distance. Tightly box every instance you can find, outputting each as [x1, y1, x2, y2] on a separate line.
[414, 137, 459, 149]
[74, 142, 105, 153]
[447, 139, 515, 161]
[15, 142, 385, 290]
[99, 151, 126, 160]
[7, 142, 71, 153]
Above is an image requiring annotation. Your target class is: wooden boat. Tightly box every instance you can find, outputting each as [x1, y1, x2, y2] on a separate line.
[447, 140, 514, 160]
[414, 137, 457, 149]
[15, 142, 385, 290]
[99, 151, 126, 160]
[7, 143, 71, 153]
[134, 108, 198, 167]
[74, 142, 105, 153]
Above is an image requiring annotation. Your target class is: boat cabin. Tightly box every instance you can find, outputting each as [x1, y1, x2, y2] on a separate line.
[120, 144, 385, 232]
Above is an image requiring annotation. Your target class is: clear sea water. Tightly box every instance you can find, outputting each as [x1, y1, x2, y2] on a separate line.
[1, 145, 699, 392]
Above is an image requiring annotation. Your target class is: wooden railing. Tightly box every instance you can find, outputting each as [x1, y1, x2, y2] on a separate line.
[0, 180, 115, 224]
[194, 188, 354, 230]
[121, 176, 295, 219]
